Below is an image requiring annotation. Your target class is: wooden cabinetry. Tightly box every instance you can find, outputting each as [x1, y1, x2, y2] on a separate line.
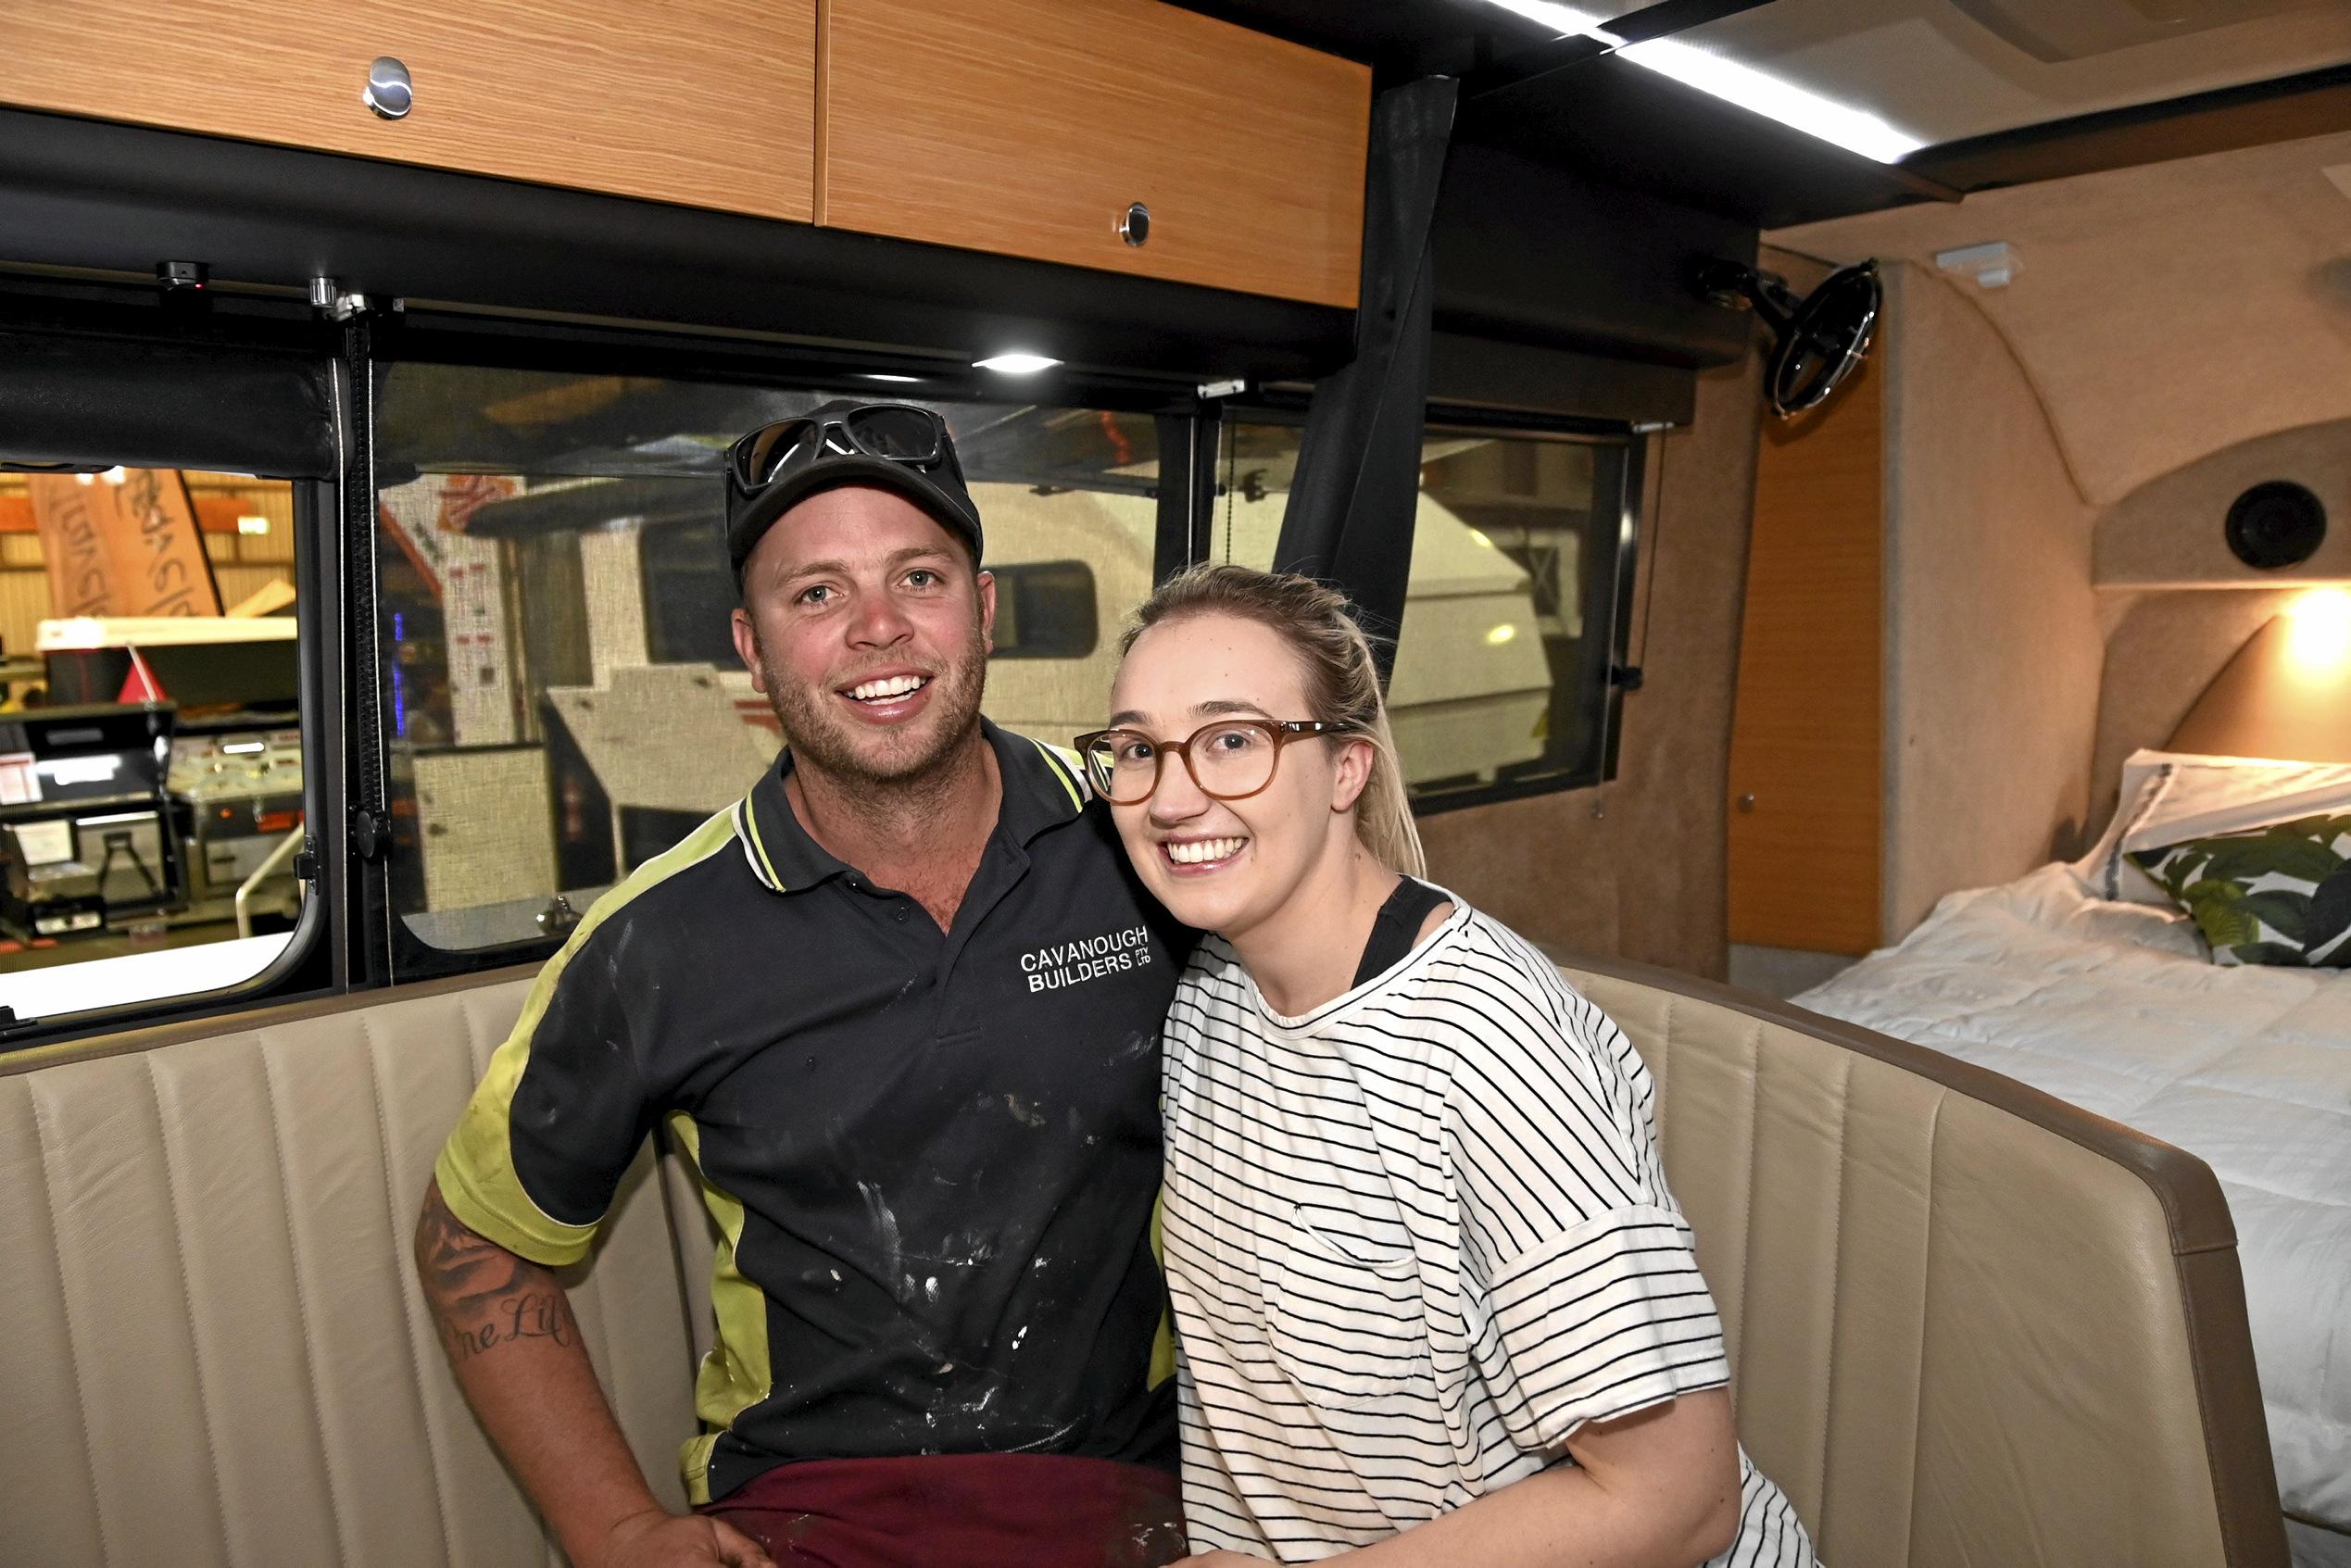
[0, 0, 1369, 307]
[0, 0, 815, 221]
[817, 0, 1368, 307]
[1726, 348, 1883, 956]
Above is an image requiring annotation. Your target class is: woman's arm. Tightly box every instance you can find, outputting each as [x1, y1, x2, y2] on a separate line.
[1183, 1388, 1741, 1568]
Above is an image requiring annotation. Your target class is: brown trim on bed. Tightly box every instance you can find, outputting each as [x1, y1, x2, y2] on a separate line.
[1552, 946, 2290, 1568]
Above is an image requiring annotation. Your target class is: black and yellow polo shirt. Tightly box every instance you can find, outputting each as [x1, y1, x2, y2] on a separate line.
[434, 721, 1190, 1505]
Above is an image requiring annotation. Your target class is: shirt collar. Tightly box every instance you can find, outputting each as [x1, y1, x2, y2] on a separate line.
[734, 718, 1092, 895]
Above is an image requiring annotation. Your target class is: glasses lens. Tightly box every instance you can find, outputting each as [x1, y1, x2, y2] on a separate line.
[736, 420, 817, 487]
[847, 405, 945, 462]
[1085, 732, 1159, 804]
[1190, 721, 1276, 799]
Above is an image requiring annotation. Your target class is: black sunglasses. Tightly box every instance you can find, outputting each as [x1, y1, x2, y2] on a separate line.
[728, 403, 950, 493]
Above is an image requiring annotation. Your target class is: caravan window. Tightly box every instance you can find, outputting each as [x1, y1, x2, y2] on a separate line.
[1211, 416, 1641, 809]
[374, 363, 1166, 959]
[0, 468, 312, 1028]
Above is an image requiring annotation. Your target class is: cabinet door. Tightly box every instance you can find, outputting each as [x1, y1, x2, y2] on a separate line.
[0, 0, 814, 222]
[1727, 349, 1883, 956]
[821, 0, 1368, 307]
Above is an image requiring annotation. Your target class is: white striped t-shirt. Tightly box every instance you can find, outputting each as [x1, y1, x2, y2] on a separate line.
[1160, 894, 1817, 1564]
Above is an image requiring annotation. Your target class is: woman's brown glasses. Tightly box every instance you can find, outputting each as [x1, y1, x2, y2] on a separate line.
[1073, 719, 1357, 805]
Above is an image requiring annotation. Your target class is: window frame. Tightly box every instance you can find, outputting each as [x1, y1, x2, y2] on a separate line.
[1210, 398, 1649, 818]
[363, 316, 1210, 984]
[0, 276, 347, 1051]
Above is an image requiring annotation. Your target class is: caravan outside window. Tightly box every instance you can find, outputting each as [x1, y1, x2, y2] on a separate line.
[0, 469, 313, 1028]
[1210, 416, 1642, 810]
[373, 362, 1171, 960]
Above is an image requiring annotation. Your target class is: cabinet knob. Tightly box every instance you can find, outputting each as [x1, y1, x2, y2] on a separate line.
[1736, 793, 1756, 813]
[1118, 201, 1150, 247]
[364, 56, 414, 119]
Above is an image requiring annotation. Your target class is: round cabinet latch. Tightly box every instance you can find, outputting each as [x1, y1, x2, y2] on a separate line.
[1118, 202, 1150, 247]
[364, 56, 413, 119]
[1736, 793, 1756, 813]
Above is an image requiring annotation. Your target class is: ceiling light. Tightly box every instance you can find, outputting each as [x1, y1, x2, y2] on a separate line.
[236, 514, 270, 535]
[1485, 623, 1519, 646]
[861, 372, 924, 384]
[974, 352, 1062, 375]
[1476, 0, 1926, 164]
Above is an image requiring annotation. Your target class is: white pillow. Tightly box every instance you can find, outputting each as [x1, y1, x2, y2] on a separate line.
[2068, 749, 2351, 905]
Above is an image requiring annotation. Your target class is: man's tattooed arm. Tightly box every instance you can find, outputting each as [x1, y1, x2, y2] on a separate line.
[413, 1178, 581, 1364]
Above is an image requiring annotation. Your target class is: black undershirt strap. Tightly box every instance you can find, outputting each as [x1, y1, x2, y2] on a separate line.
[1352, 877, 1452, 989]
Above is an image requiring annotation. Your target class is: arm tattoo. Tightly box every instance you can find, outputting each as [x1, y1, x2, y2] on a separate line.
[416, 1181, 580, 1362]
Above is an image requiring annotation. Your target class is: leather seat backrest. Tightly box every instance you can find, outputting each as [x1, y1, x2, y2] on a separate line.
[0, 970, 698, 1568]
[1563, 957, 2288, 1568]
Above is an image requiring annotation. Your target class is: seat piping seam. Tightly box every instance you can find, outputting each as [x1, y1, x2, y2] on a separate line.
[1903, 1086, 1945, 1566]
[143, 1054, 235, 1568]
[359, 1010, 460, 1568]
[258, 1040, 355, 1566]
[26, 1083, 116, 1568]
[1814, 1051, 1851, 1544]
[1732, 1016, 1762, 1391]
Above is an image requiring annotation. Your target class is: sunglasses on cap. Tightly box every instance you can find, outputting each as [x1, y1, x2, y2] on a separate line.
[728, 403, 951, 493]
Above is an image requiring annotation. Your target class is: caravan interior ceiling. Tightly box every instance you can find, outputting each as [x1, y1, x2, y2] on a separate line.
[1, 0, 2347, 1565]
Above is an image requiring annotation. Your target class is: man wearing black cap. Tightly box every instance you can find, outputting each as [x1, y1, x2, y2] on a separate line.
[416, 402, 1191, 1568]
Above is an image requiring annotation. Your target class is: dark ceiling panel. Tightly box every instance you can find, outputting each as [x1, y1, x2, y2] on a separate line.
[1196, 0, 1953, 228]
[1460, 61, 1953, 228]
[1909, 61, 2351, 194]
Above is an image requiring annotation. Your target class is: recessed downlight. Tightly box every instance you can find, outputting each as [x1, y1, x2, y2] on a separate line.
[974, 352, 1062, 375]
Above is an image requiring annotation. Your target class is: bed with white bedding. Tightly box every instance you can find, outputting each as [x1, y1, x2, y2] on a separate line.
[1795, 860, 2351, 1562]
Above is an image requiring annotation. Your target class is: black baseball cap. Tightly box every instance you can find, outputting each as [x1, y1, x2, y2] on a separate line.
[724, 399, 986, 580]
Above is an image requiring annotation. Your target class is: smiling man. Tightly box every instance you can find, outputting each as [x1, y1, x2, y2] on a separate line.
[416, 400, 1191, 1568]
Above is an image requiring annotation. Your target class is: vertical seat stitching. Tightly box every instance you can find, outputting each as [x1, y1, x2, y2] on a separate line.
[143, 1055, 235, 1568]
[257, 1039, 355, 1566]
[359, 1010, 460, 1568]
[26, 1085, 116, 1568]
[1813, 1053, 1852, 1542]
[1733, 1018, 1763, 1390]
[1905, 1087, 1945, 1567]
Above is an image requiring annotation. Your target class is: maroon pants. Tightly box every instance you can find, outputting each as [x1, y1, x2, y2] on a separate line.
[702, 1452, 1188, 1568]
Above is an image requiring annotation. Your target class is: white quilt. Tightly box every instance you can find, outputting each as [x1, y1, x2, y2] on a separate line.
[1793, 864, 2351, 1541]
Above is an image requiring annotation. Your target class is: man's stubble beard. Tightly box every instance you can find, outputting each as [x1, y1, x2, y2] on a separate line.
[758, 627, 990, 797]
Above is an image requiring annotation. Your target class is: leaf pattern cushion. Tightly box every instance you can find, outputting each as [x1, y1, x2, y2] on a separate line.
[2129, 813, 2351, 967]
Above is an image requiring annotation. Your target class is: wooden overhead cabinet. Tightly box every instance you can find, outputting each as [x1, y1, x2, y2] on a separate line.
[0, 0, 817, 221]
[819, 0, 1371, 307]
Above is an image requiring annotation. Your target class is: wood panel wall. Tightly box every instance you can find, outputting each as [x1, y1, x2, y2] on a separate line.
[1726, 347, 1883, 956]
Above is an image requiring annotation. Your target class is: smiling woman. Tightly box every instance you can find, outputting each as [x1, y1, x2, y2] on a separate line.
[1090, 563, 1816, 1566]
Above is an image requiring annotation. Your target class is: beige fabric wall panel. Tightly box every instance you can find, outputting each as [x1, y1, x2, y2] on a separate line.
[1566, 962, 2272, 1568]
[1421, 350, 1763, 977]
[1769, 129, 2351, 508]
[2088, 589, 2305, 816]
[2098, 416, 2351, 587]
[0, 976, 699, 1568]
[1880, 263, 2106, 937]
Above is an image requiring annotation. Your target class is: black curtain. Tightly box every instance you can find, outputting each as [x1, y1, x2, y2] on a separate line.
[1273, 76, 1459, 683]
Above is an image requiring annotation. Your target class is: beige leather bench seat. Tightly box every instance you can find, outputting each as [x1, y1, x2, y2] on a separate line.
[0, 958, 2290, 1565]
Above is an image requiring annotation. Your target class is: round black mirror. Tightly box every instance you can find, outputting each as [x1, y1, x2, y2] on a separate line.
[2225, 481, 2326, 570]
[1691, 257, 1881, 419]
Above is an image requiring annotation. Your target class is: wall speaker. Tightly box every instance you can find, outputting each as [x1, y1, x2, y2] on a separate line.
[2225, 481, 2326, 570]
